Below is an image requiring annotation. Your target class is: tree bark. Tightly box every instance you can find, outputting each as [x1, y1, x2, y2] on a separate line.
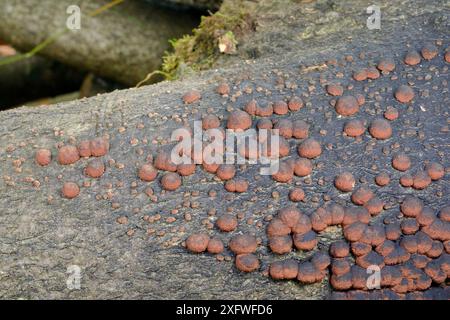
[0, 0, 199, 86]
[0, 0, 448, 299]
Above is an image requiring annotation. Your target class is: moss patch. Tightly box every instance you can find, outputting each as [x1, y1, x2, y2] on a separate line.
[161, 1, 255, 80]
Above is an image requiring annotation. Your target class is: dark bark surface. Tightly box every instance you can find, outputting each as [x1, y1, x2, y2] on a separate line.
[0, 0, 448, 299]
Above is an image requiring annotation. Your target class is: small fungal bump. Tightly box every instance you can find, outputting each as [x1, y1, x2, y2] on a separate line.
[351, 186, 374, 205]
[366, 66, 380, 80]
[154, 151, 177, 172]
[343, 222, 367, 242]
[269, 259, 299, 280]
[90, 137, 109, 157]
[439, 206, 450, 222]
[385, 222, 402, 241]
[288, 97, 304, 111]
[291, 214, 312, 235]
[292, 120, 309, 139]
[377, 59, 395, 73]
[327, 203, 345, 225]
[297, 261, 322, 284]
[294, 158, 313, 177]
[57, 145, 80, 165]
[445, 50, 450, 63]
[343, 206, 370, 226]
[344, 119, 365, 137]
[334, 172, 356, 192]
[272, 161, 294, 183]
[384, 107, 399, 121]
[412, 171, 431, 190]
[267, 218, 291, 237]
[369, 118, 392, 140]
[216, 214, 238, 232]
[421, 44, 438, 60]
[404, 50, 421, 65]
[229, 234, 257, 255]
[216, 164, 236, 181]
[227, 110, 252, 131]
[278, 206, 301, 228]
[326, 84, 343, 96]
[394, 85, 415, 103]
[216, 83, 230, 95]
[257, 118, 272, 130]
[244, 99, 258, 115]
[375, 240, 396, 257]
[417, 207, 437, 226]
[353, 68, 368, 81]
[186, 233, 210, 253]
[35, 149, 51, 166]
[297, 138, 322, 159]
[401, 219, 420, 235]
[289, 188, 305, 202]
[160, 172, 182, 191]
[273, 119, 293, 138]
[269, 235, 293, 254]
[351, 242, 372, 257]
[273, 100, 288, 115]
[85, 159, 105, 178]
[330, 272, 352, 290]
[355, 94, 365, 106]
[311, 208, 330, 232]
[311, 251, 331, 271]
[392, 153, 411, 171]
[235, 254, 259, 272]
[364, 197, 384, 216]
[400, 174, 414, 187]
[177, 163, 196, 176]
[202, 114, 220, 130]
[293, 230, 318, 251]
[335, 95, 359, 116]
[355, 250, 384, 269]
[78, 140, 91, 157]
[426, 162, 444, 181]
[62, 182, 80, 199]
[183, 90, 201, 104]
[330, 240, 350, 258]
[139, 164, 158, 182]
[207, 237, 224, 254]
[375, 172, 390, 186]
[401, 196, 424, 218]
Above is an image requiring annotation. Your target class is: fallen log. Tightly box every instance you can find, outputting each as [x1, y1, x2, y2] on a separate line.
[0, 0, 448, 299]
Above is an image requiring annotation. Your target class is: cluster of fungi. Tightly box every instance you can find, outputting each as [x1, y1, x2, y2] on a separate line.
[29, 42, 449, 299]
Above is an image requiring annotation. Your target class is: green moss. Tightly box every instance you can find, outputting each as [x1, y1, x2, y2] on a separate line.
[160, 1, 254, 80]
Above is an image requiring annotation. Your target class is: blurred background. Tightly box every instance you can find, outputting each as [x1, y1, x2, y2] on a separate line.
[0, 0, 228, 110]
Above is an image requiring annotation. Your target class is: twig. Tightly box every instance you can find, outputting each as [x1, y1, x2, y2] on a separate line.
[136, 70, 171, 88]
